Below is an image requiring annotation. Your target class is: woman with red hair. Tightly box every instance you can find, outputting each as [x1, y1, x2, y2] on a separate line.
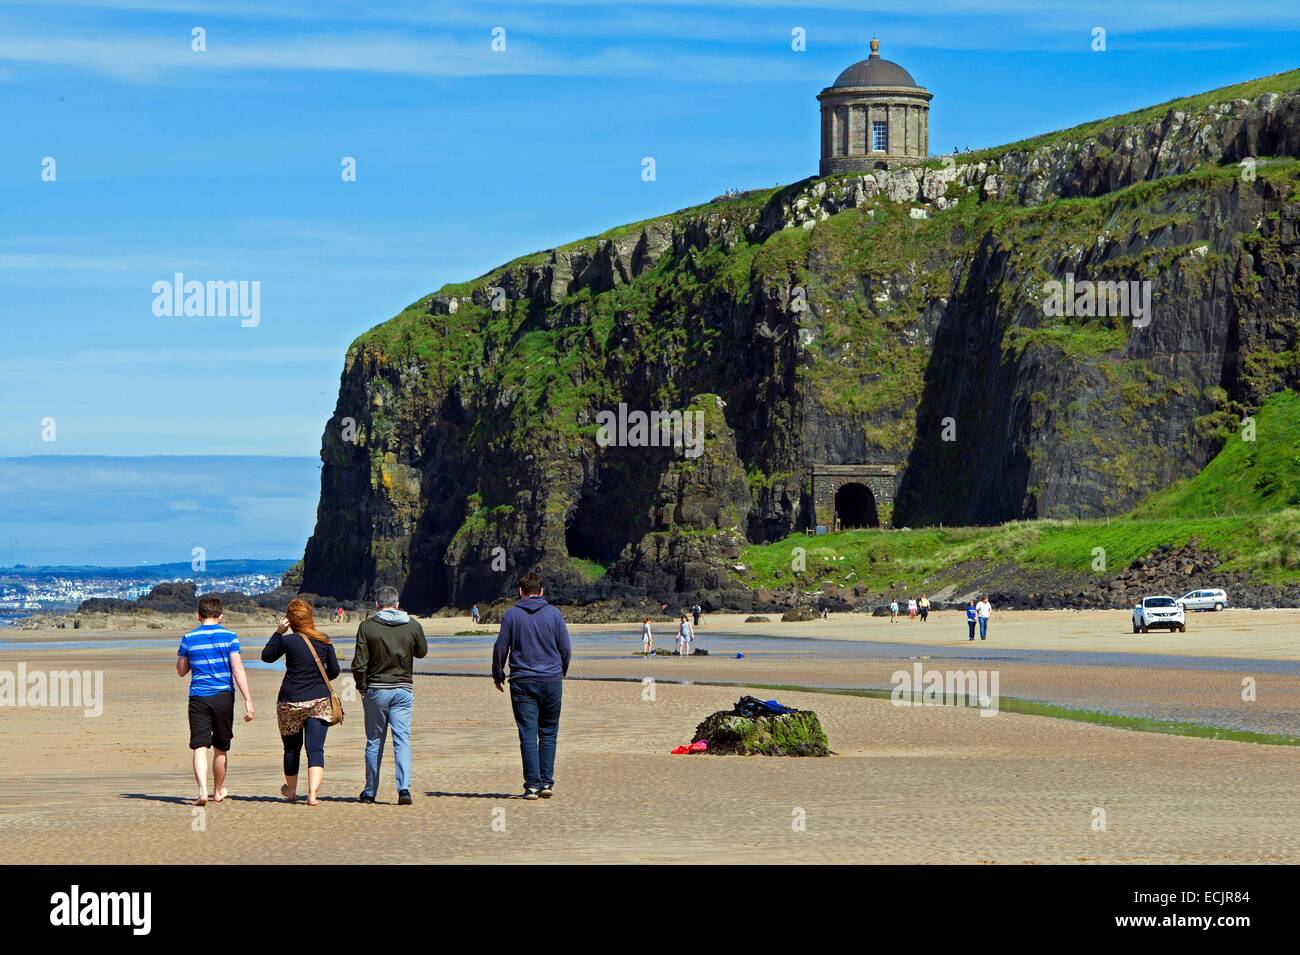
[261, 598, 341, 805]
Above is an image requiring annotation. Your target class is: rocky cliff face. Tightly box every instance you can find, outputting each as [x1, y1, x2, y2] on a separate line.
[301, 73, 1300, 611]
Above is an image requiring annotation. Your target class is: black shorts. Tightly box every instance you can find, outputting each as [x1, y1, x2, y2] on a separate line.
[188, 691, 235, 751]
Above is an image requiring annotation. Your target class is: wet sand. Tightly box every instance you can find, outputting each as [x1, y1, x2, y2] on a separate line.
[1, 609, 1297, 863]
[573, 608, 1300, 660]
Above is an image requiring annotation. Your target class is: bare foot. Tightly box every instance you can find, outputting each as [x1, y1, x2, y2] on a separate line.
[280, 784, 297, 804]
[213, 787, 228, 803]
[193, 794, 208, 807]
[306, 793, 320, 806]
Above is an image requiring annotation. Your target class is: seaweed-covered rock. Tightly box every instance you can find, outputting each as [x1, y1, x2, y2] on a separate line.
[744, 615, 770, 623]
[693, 707, 830, 757]
[780, 605, 816, 622]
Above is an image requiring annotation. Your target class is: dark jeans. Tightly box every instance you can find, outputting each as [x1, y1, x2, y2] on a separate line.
[282, 717, 329, 776]
[967, 619, 976, 640]
[509, 678, 563, 791]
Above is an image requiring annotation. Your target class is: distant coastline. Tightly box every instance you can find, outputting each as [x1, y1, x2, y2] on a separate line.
[0, 558, 298, 628]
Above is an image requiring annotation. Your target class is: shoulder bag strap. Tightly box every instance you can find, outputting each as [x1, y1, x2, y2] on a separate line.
[298, 632, 334, 691]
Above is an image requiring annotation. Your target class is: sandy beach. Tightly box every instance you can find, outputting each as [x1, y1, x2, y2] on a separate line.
[2, 609, 1298, 864]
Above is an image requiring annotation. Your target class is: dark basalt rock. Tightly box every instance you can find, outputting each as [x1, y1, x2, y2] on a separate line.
[296, 83, 1300, 613]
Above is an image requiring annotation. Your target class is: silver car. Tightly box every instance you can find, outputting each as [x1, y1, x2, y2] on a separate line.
[1178, 588, 1228, 612]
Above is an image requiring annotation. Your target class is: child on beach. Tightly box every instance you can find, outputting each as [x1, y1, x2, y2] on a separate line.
[919, 594, 930, 622]
[965, 600, 977, 641]
[889, 600, 899, 622]
[907, 597, 918, 621]
[177, 595, 255, 806]
[642, 617, 653, 655]
[677, 615, 693, 656]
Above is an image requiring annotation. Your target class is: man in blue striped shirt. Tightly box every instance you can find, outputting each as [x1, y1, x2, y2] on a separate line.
[177, 595, 255, 806]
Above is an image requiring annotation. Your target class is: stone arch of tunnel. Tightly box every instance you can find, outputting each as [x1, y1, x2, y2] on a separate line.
[812, 464, 899, 530]
[834, 482, 878, 528]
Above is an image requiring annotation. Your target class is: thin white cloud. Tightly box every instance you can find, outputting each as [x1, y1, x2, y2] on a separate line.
[0, 29, 824, 83]
[0, 345, 343, 375]
[1, 2, 1296, 84]
[14, 0, 1300, 36]
[0, 252, 215, 273]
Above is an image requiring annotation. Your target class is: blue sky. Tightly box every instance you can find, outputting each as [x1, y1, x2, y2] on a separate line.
[3, 1, 1299, 458]
[0, 455, 318, 564]
[0, 2, 1297, 564]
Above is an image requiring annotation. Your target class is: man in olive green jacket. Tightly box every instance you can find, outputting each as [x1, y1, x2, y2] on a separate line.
[352, 586, 427, 805]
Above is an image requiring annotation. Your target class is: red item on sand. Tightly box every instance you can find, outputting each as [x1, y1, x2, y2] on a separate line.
[671, 740, 710, 754]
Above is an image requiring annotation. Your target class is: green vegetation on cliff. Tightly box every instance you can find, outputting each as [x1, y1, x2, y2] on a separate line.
[1137, 389, 1300, 517]
[965, 67, 1300, 163]
[306, 69, 1300, 607]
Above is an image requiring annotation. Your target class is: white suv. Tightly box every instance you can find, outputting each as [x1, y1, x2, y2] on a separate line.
[1178, 588, 1228, 612]
[1133, 596, 1187, 633]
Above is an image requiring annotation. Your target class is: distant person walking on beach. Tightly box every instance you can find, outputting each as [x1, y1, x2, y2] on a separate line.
[177, 595, 255, 806]
[262, 598, 341, 806]
[889, 599, 899, 623]
[965, 600, 977, 641]
[641, 617, 654, 655]
[677, 615, 694, 655]
[471, 605, 479, 625]
[907, 597, 918, 621]
[976, 595, 992, 640]
[919, 594, 930, 622]
[353, 586, 427, 806]
[492, 571, 571, 800]
[692, 603, 702, 627]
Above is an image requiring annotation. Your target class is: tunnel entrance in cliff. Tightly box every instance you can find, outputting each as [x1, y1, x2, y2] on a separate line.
[835, 482, 879, 529]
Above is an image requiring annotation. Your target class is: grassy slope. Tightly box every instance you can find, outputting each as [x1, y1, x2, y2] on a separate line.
[1135, 390, 1300, 517]
[738, 391, 1300, 591]
[963, 67, 1300, 163]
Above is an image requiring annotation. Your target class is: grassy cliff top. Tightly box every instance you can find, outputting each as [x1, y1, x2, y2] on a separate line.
[962, 67, 1300, 164]
[387, 68, 1300, 315]
[352, 67, 1300, 364]
[431, 185, 785, 301]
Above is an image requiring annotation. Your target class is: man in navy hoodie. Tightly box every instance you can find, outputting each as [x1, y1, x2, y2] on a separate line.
[492, 571, 571, 800]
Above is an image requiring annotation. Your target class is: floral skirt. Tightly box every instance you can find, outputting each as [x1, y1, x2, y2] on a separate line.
[276, 697, 333, 737]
